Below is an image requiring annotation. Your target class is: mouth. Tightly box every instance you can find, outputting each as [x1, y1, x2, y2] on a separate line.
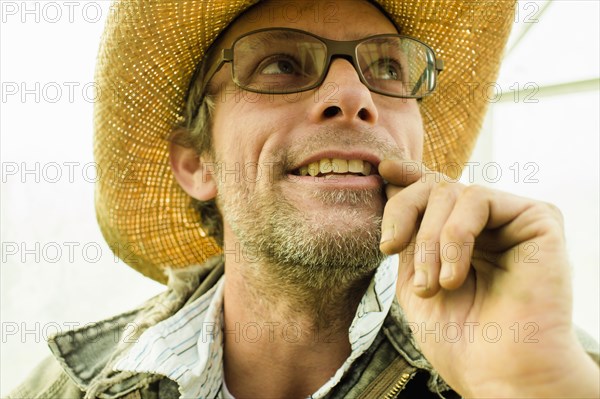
[290, 158, 378, 178]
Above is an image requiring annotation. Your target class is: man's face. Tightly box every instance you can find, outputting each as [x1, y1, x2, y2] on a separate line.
[206, 0, 425, 285]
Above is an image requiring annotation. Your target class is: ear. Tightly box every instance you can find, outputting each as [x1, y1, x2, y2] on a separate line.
[169, 142, 217, 201]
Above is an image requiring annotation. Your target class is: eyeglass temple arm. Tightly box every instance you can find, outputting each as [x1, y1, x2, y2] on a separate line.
[187, 48, 234, 122]
[411, 58, 444, 96]
[199, 48, 234, 96]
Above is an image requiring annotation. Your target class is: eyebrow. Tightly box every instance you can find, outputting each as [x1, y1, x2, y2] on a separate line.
[345, 31, 394, 40]
[240, 29, 400, 48]
[243, 30, 302, 51]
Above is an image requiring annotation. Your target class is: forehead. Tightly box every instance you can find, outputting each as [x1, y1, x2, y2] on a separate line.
[220, 0, 398, 45]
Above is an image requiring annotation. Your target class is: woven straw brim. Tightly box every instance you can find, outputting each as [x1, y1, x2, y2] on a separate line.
[94, 0, 516, 283]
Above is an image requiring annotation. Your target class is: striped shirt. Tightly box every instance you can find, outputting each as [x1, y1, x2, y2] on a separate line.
[114, 255, 398, 398]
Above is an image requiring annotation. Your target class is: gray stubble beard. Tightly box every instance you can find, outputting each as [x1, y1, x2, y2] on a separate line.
[218, 177, 387, 301]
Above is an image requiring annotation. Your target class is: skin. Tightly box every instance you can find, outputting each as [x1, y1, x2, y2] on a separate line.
[170, 0, 600, 397]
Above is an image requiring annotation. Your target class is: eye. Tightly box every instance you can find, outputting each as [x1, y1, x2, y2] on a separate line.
[367, 58, 404, 81]
[259, 56, 300, 75]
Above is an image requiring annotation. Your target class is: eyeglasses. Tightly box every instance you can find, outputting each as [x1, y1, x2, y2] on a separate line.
[201, 28, 444, 99]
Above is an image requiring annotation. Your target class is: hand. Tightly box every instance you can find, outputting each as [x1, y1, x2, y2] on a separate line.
[379, 160, 599, 398]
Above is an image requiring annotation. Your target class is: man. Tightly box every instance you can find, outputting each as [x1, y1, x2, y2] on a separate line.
[9, 0, 600, 398]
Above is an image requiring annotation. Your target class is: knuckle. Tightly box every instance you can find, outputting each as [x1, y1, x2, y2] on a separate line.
[430, 179, 456, 199]
[385, 184, 403, 199]
[529, 219, 564, 245]
[385, 189, 406, 207]
[460, 184, 487, 201]
[543, 201, 563, 221]
[524, 204, 565, 241]
[530, 201, 564, 226]
[416, 231, 438, 245]
[441, 222, 468, 243]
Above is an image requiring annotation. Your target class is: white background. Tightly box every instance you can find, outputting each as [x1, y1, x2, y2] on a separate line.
[1, 0, 599, 395]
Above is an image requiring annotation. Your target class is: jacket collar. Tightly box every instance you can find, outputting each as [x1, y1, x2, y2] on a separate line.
[46, 257, 225, 398]
[45, 255, 450, 397]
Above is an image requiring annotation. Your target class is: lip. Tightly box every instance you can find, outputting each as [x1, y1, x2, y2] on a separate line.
[289, 150, 382, 172]
[284, 173, 384, 190]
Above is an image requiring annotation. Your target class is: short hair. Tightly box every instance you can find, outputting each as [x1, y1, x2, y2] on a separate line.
[172, 52, 223, 246]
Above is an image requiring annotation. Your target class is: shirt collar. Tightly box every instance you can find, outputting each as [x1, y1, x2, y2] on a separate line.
[114, 255, 398, 398]
[114, 277, 226, 398]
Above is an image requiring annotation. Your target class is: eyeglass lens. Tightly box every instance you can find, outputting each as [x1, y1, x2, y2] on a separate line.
[230, 29, 436, 98]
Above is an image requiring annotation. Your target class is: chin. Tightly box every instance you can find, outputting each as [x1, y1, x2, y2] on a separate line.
[306, 207, 382, 235]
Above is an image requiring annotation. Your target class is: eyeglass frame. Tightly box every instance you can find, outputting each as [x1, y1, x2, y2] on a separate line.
[198, 27, 445, 100]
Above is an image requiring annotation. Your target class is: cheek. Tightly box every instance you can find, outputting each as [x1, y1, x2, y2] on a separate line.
[210, 98, 299, 168]
[211, 100, 262, 160]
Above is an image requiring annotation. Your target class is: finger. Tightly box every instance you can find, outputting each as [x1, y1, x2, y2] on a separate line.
[384, 183, 403, 200]
[380, 161, 455, 253]
[490, 201, 564, 251]
[395, 231, 418, 291]
[379, 178, 432, 254]
[413, 181, 462, 297]
[439, 185, 533, 289]
[380, 162, 449, 256]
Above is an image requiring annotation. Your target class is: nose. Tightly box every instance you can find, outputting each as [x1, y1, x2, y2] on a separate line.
[308, 58, 378, 125]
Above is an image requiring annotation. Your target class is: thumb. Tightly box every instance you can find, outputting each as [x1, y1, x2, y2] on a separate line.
[379, 159, 425, 187]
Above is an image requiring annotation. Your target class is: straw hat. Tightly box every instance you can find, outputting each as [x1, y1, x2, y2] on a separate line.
[94, 0, 515, 283]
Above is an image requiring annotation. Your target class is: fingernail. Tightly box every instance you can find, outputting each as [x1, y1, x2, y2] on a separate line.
[440, 262, 453, 280]
[414, 269, 428, 288]
[380, 226, 394, 243]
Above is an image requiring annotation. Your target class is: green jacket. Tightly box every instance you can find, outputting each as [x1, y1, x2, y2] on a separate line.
[7, 257, 599, 399]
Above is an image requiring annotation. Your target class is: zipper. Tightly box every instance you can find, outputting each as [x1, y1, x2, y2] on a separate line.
[383, 371, 416, 399]
[354, 355, 417, 399]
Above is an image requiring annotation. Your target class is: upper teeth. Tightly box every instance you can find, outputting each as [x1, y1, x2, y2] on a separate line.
[299, 159, 372, 177]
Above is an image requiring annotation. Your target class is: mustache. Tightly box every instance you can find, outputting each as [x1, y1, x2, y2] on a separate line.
[279, 126, 409, 171]
[209, 127, 410, 181]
